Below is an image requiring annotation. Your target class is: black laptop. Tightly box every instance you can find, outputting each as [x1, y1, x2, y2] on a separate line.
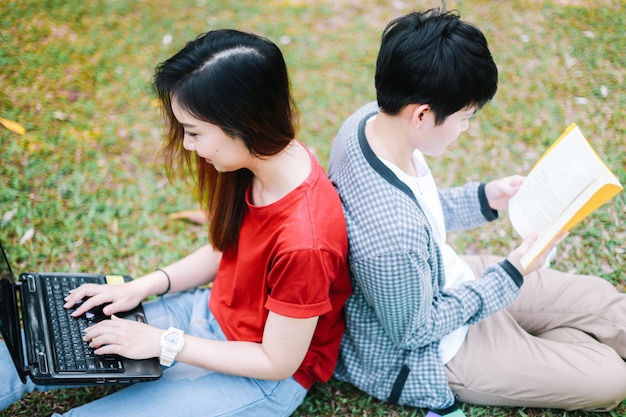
[0, 239, 162, 385]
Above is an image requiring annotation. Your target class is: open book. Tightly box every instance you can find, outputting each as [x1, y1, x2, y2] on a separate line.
[508, 123, 623, 270]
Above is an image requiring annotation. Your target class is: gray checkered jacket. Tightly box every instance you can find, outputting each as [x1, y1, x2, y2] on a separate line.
[328, 102, 522, 409]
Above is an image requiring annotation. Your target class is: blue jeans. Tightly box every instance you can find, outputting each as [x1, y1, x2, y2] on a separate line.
[0, 288, 307, 416]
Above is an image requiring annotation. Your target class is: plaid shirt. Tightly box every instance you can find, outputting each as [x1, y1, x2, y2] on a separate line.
[328, 102, 522, 409]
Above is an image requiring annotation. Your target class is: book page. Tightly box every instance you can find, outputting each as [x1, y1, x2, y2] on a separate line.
[508, 124, 622, 269]
[509, 156, 595, 238]
[518, 177, 619, 268]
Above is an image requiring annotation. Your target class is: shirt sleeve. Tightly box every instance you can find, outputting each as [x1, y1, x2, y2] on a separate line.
[264, 248, 339, 318]
[352, 249, 521, 350]
[439, 182, 498, 232]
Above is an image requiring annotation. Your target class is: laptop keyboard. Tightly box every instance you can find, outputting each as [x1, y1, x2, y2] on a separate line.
[44, 275, 124, 373]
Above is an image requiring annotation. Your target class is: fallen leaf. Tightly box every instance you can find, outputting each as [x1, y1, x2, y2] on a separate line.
[600, 85, 609, 98]
[19, 228, 35, 244]
[575, 97, 589, 105]
[53, 111, 68, 121]
[58, 90, 83, 102]
[582, 30, 595, 39]
[0, 118, 26, 135]
[2, 208, 17, 223]
[168, 210, 208, 224]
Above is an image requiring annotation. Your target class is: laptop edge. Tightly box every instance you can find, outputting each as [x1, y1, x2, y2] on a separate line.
[0, 240, 162, 385]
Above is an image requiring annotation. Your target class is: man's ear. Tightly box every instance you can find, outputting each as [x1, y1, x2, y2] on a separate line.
[409, 104, 431, 127]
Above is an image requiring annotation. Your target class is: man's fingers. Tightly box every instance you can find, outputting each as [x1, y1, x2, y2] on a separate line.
[520, 233, 538, 253]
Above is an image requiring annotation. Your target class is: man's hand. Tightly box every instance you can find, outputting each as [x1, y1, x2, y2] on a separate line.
[485, 175, 525, 211]
[507, 231, 569, 275]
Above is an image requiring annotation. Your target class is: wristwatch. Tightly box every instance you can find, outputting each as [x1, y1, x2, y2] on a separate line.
[159, 327, 185, 367]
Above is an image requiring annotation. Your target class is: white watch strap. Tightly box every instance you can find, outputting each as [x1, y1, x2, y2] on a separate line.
[160, 327, 184, 367]
[159, 350, 176, 367]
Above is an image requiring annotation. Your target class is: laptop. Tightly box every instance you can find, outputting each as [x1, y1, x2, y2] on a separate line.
[0, 239, 162, 385]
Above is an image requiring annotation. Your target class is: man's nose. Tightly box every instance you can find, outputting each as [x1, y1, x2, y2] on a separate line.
[461, 119, 470, 132]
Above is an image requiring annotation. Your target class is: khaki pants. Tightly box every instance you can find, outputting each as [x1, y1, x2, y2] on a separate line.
[445, 255, 626, 411]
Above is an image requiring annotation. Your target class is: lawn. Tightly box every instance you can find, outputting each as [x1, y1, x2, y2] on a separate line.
[1, 0, 624, 416]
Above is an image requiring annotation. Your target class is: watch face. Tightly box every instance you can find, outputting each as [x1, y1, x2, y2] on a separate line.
[165, 333, 180, 346]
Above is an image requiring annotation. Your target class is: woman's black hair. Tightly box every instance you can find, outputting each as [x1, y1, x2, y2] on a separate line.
[154, 29, 297, 250]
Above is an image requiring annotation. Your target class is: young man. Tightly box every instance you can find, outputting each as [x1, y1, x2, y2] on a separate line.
[328, 8, 626, 417]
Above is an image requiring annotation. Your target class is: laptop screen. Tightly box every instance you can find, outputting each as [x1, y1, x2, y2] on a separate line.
[0, 241, 27, 382]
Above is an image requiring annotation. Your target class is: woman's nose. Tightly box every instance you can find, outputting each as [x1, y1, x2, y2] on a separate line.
[182, 136, 195, 151]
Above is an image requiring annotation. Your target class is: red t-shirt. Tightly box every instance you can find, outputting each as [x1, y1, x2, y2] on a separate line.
[209, 148, 352, 389]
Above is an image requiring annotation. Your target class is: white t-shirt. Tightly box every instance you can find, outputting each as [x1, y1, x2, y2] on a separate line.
[379, 145, 474, 364]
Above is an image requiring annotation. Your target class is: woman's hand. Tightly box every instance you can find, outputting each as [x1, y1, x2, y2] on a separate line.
[484, 175, 525, 211]
[84, 316, 163, 359]
[64, 280, 146, 318]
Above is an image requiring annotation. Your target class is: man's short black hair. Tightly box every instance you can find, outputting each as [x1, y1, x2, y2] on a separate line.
[375, 9, 498, 125]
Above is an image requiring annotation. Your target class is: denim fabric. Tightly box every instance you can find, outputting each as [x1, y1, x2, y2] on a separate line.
[0, 289, 307, 416]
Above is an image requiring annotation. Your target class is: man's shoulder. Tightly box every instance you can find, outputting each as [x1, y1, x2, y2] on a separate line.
[329, 102, 379, 178]
[339, 102, 379, 138]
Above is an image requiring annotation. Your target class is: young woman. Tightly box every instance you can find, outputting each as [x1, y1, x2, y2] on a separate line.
[0, 29, 351, 416]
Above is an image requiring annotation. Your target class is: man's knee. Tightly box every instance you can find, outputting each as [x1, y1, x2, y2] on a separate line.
[583, 359, 626, 411]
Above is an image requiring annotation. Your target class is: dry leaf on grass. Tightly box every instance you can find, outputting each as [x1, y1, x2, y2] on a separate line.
[0, 118, 26, 135]
[168, 210, 208, 224]
[19, 228, 35, 244]
[3, 209, 17, 223]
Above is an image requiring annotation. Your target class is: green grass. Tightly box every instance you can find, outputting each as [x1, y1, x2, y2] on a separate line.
[1, 0, 624, 416]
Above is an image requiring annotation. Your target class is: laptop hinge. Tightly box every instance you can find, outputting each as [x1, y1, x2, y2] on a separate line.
[26, 274, 36, 292]
[36, 346, 48, 375]
[23, 344, 48, 377]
